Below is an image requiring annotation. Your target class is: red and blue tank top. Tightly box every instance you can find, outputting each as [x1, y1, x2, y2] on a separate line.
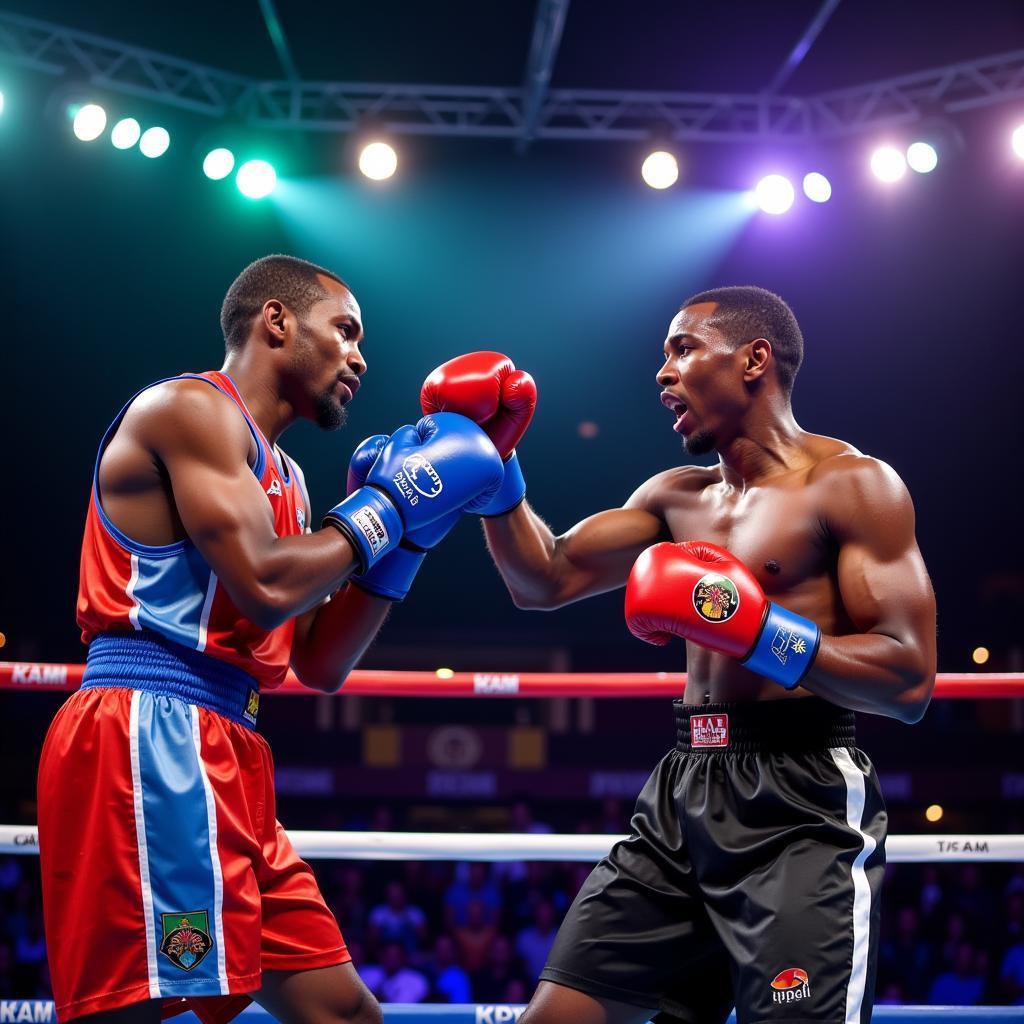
[77, 371, 308, 690]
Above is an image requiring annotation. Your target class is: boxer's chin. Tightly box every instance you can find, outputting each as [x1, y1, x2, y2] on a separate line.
[314, 390, 347, 431]
[682, 429, 715, 456]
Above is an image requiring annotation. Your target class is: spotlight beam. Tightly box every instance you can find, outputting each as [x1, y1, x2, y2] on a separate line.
[256, 0, 300, 83]
[763, 0, 843, 95]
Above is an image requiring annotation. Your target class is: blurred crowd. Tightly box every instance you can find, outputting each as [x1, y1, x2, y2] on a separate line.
[3, 808, 1024, 1008]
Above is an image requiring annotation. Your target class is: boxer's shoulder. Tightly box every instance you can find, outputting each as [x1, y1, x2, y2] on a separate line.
[628, 464, 719, 513]
[809, 446, 914, 538]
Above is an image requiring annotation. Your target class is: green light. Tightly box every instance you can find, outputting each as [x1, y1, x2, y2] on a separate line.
[203, 148, 235, 180]
[139, 126, 170, 158]
[111, 118, 141, 150]
[236, 159, 277, 199]
[73, 104, 107, 142]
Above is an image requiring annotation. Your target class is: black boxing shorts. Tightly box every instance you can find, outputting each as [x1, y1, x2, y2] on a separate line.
[539, 698, 886, 1023]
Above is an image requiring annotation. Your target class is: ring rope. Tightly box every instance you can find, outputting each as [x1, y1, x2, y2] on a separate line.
[2, 663, 1022, 699]
[0, 1000, 1021, 1023]
[1, 826, 1019, 861]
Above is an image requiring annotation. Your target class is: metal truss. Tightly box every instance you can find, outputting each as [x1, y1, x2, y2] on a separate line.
[2, 8, 1023, 143]
[518, 0, 571, 152]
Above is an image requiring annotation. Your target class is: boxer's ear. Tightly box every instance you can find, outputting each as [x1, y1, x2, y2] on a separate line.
[742, 338, 772, 383]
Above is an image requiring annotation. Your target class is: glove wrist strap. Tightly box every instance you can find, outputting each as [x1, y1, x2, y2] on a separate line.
[741, 603, 821, 690]
[479, 450, 526, 518]
[352, 545, 426, 602]
[323, 487, 403, 571]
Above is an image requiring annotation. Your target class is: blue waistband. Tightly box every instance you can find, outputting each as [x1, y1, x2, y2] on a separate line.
[82, 632, 261, 729]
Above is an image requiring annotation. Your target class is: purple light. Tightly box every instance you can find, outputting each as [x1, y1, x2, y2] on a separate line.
[802, 172, 832, 203]
[870, 146, 907, 183]
[754, 174, 795, 215]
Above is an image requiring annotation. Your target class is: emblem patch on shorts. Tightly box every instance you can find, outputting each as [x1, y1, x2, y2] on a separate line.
[690, 714, 729, 748]
[692, 573, 739, 623]
[243, 688, 260, 726]
[771, 967, 811, 1003]
[160, 911, 213, 971]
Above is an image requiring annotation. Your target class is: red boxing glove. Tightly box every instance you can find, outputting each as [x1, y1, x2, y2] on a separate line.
[420, 351, 537, 460]
[626, 542, 766, 653]
[625, 541, 821, 689]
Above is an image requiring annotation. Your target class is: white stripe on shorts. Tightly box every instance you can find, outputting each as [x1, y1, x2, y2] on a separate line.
[830, 746, 877, 1024]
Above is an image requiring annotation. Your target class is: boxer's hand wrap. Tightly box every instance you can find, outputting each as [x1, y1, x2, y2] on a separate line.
[344, 435, 459, 600]
[420, 351, 536, 516]
[325, 412, 503, 573]
[625, 541, 820, 690]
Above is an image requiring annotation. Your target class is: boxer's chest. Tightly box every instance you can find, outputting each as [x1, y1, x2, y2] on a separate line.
[663, 477, 832, 600]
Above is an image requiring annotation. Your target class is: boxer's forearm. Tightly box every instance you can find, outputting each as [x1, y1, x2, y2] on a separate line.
[799, 632, 935, 723]
[482, 501, 565, 608]
[483, 503, 665, 609]
[209, 527, 360, 631]
[289, 584, 392, 692]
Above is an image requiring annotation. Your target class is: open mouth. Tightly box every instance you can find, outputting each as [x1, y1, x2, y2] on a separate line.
[660, 391, 690, 433]
[337, 376, 361, 401]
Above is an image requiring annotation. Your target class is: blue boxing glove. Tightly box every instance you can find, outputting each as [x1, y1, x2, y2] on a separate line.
[476, 451, 526, 517]
[324, 412, 503, 572]
[345, 435, 460, 600]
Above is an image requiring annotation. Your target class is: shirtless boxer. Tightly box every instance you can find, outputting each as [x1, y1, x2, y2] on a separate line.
[421, 286, 937, 1023]
[37, 255, 503, 1024]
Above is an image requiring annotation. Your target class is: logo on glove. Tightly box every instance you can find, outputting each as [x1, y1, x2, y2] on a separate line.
[401, 454, 444, 499]
[692, 573, 740, 624]
[770, 628, 809, 665]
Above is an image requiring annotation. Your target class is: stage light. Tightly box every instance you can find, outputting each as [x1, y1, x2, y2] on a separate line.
[907, 141, 938, 174]
[1012, 125, 1024, 160]
[73, 103, 107, 142]
[925, 804, 944, 823]
[802, 172, 832, 203]
[754, 174, 795, 215]
[110, 118, 141, 150]
[435, 667, 454, 680]
[870, 146, 907, 183]
[203, 148, 235, 180]
[0, 90, 5, 117]
[972, 646, 990, 666]
[358, 141, 398, 181]
[139, 126, 170, 158]
[236, 159, 277, 199]
[641, 150, 679, 190]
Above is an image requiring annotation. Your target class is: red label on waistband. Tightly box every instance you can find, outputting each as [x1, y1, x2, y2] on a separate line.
[690, 714, 729, 748]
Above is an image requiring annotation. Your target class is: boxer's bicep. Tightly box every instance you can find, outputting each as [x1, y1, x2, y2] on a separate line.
[551, 507, 668, 602]
[828, 458, 936, 652]
[146, 383, 283, 620]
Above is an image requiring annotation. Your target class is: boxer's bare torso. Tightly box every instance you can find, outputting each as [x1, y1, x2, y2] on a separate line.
[637, 433, 874, 704]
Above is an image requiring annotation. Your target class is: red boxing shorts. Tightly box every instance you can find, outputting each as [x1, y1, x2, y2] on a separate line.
[37, 633, 350, 1023]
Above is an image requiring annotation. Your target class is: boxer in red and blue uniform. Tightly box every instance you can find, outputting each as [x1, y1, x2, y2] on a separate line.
[37, 255, 504, 1024]
[422, 288, 938, 1024]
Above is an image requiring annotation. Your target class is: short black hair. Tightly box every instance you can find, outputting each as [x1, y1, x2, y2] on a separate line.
[680, 285, 803, 397]
[220, 254, 349, 349]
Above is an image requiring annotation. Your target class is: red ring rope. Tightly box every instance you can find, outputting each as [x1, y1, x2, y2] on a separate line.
[1, 662, 1021, 698]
